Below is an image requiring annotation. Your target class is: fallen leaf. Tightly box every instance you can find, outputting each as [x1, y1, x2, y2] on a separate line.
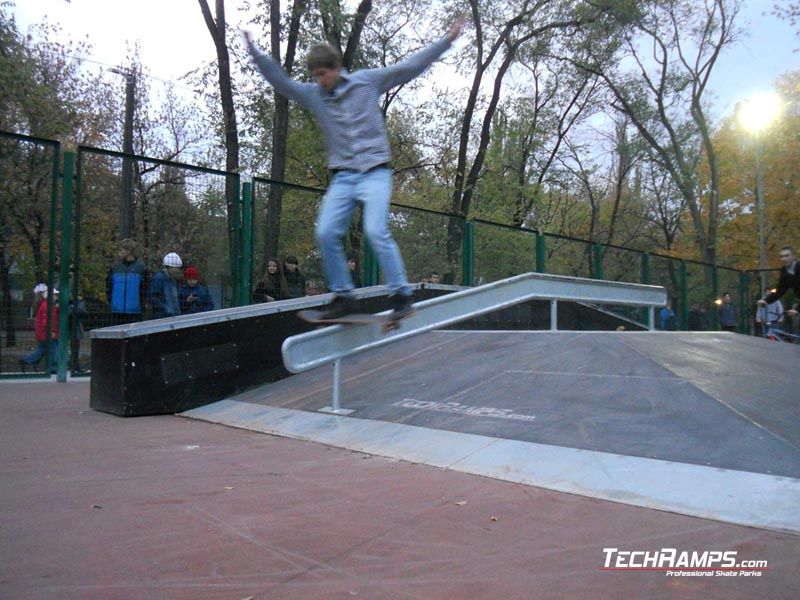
[224, 487, 234, 491]
[455, 500, 467, 506]
[490, 515, 498, 522]
[92, 504, 103, 509]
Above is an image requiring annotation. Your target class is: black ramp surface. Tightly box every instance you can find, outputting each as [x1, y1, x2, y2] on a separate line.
[240, 331, 800, 478]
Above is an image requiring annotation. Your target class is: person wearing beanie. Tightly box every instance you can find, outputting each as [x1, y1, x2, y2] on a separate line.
[147, 252, 183, 319]
[31, 283, 47, 319]
[179, 265, 214, 314]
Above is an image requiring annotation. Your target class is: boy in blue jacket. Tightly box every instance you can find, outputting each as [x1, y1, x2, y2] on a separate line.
[148, 252, 183, 319]
[106, 239, 149, 325]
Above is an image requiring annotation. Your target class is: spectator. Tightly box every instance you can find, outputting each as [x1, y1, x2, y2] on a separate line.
[347, 256, 362, 288]
[429, 272, 441, 285]
[253, 258, 288, 302]
[687, 304, 709, 331]
[178, 266, 214, 314]
[69, 294, 88, 373]
[148, 252, 183, 319]
[31, 282, 47, 318]
[759, 245, 799, 319]
[660, 299, 677, 331]
[105, 238, 149, 325]
[19, 288, 59, 373]
[718, 292, 738, 332]
[283, 255, 307, 299]
[754, 290, 783, 337]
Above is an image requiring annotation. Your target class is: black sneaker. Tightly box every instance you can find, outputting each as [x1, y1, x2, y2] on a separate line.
[389, 293, 415, 320]
[317, 294, 358, 320]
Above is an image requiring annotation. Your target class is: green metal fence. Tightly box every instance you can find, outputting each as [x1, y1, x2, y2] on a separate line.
[0, 130, 770, 378]
[0, 132, 61, 379]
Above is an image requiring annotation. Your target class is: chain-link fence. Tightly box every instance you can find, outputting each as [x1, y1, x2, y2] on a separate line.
[1, 130, 772, 378]
[73, 146, 237, 374]
[0, 132, 60, 377]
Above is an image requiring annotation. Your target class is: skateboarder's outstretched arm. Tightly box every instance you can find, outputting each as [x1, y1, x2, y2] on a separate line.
[242, 30, 315, 107]
[365, 17, 466, 94]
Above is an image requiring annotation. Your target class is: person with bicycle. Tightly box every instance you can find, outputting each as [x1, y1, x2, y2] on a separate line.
[758, 246, 799, 318]
[755, 291, 783, 337]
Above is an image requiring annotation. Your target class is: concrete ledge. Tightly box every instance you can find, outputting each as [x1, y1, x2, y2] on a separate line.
[183, 400, 800, 534]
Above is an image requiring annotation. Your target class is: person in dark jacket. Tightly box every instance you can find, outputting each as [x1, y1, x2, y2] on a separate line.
[660, 299, 677, 331]
[283, 255, 307, 299]
[148, 252, 183, 319]
[717, 292, 738, 332]
[759, 246, 799, 318]
[687, 304, 709, 331]
[105, 239, 149, 325]
[253, 258, 288, 302]
[178, 266, 214, 314]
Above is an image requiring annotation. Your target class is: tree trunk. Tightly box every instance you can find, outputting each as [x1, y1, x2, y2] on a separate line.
[198, 0, 240, 273]
[265, 0, 307, 262]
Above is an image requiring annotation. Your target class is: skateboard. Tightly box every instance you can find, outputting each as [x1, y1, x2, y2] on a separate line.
[297, 309, 415, 333]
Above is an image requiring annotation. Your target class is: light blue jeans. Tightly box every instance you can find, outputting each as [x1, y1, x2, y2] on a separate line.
[316, 167, 411, 296]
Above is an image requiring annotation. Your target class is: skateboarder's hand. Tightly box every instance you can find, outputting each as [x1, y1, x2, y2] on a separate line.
[756, 299, 767, 306]
[788, 309, 798, 317]
[447, 15, 467, 42]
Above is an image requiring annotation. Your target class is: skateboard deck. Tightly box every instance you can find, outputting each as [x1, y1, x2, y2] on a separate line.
[297, 309, 414, 333]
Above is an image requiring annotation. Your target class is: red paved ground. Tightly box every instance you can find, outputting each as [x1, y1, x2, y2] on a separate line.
[1, 381, 798, 600]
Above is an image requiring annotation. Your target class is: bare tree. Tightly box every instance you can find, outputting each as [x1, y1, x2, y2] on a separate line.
[443, 0, 597, 278]
[263, 0, 308, 261]
[198, 0, 240, 261]
[572, 0, 741, 277]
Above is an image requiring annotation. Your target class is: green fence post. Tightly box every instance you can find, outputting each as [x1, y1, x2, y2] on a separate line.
[56, 152, 75, 382]
[230, 176, 241, 306]
[738, 270, 749, 334]
[711, 265, 720, 330]
[241, 182, 253, 304]
[44, 145, 60, 378]
[461, 220, 474, 286]
[679, 259, 688, 330]
[640, 253, 650, 285]
[593, 243, 604, 279]
[362, 239, 378, 287]
[535, 232, 546, 273]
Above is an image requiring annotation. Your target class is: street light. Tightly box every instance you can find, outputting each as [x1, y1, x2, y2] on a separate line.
[737, 92, 783, 295]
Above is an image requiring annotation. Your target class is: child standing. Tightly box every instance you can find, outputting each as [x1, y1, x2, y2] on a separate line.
[179, 266, 215, 314]
[20, 288, 59, 372]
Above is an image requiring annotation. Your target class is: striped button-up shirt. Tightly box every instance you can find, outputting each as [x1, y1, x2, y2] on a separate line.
[248, 38, 452, 173]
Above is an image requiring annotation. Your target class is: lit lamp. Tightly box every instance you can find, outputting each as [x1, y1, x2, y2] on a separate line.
[737, 93, 783, 295]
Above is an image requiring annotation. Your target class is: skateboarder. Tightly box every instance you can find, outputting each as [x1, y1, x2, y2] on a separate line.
[242, 17, 465, 321]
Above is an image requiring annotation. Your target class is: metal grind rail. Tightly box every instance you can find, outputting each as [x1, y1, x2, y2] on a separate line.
[281, 272, 667, 414]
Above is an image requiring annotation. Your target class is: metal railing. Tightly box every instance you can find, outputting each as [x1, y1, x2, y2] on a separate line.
[281, 272, 667, 413]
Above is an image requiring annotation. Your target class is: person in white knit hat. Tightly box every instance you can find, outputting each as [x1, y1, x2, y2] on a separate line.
[147, 252, 183, 319]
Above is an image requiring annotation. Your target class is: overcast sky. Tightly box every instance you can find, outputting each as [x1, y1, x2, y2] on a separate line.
[11, 0, 798, 118]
